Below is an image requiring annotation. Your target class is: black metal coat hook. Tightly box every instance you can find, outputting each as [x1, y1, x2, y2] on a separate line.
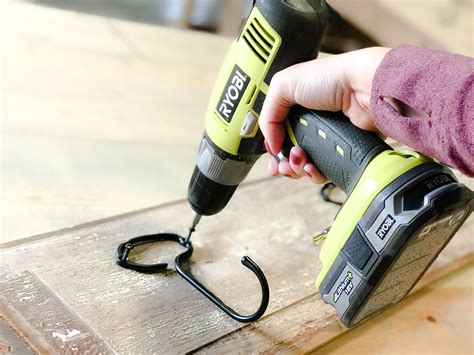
[116, 232, 269, 323]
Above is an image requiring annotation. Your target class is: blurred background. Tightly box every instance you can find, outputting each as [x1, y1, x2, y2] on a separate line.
[27, 0, 379, 52]
[25, 0, 473, 54]
[2, 0, 473, 243]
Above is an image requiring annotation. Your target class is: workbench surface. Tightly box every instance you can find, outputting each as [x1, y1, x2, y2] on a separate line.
[1, 2, 473, 353]
[1, 177, 473, 353]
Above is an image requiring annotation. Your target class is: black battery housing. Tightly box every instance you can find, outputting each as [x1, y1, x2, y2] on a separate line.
[318, 163, 473, 327]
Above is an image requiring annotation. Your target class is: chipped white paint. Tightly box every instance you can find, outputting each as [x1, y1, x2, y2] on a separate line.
[52, 329, 81, 342]
[18, 296, 34, 302]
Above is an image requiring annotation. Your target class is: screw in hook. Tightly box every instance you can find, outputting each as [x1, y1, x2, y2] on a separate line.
[115, 212, 269, 323]
[185, 213, 202, 242]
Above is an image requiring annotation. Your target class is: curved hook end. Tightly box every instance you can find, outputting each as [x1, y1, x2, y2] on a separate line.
[241, 255, 254, 267]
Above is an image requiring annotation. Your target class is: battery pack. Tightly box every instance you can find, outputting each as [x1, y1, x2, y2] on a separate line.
[319, 164, 473, 327]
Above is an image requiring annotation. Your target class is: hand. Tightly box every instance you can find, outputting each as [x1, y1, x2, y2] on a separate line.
[260, 47, 389, 183]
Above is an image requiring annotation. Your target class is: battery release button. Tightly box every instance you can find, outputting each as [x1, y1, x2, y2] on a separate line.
[240, 111, 258, 136]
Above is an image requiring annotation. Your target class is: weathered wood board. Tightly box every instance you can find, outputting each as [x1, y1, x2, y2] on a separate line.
[1, 177, 473, 353]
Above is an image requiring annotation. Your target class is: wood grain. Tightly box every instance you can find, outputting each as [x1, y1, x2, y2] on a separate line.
[1, 177, 472, 353]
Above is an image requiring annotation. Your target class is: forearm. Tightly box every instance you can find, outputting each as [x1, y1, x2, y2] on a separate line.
[371, 45, 473, 176]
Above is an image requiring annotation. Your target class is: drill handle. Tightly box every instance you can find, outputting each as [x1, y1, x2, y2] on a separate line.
[285, 107, 391, 194]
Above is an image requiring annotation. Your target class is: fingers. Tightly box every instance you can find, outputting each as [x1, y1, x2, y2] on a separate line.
[303, 163, 327, 184]
[289, 147, 307, 176]
[278, 159, 301, 179]
[266, 146, 328, 184]
[267, 155, 301, 179]
[267, 157, 279, 176]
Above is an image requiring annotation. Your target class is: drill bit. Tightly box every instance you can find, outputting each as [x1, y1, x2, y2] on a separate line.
[185, 213, 201, 242]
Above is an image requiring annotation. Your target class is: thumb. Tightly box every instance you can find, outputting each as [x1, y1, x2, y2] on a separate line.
[259, 69, 296, 155]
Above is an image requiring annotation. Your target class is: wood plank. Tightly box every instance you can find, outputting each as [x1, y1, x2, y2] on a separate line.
[0, 272, 112, 354]
[1, 177, 473, 352]
[329, 0, 473, 56]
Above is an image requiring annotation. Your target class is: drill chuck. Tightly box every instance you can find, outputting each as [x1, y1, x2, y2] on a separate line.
[188, 135, 259, 216]
[188, 165, 237, 216]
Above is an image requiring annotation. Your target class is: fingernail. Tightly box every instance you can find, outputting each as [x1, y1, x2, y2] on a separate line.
[291, 147, 304, 163]
[304, 164, 312, 177]
[291, 155, 302, 165]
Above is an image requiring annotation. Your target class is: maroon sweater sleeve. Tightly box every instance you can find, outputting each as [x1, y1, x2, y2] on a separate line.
[370, 45, 473, 176]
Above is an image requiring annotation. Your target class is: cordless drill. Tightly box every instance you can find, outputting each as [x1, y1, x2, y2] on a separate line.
[187, 0, 473, 327]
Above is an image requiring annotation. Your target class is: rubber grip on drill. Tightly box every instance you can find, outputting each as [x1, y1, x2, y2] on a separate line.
[285, 106, 391, 194]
